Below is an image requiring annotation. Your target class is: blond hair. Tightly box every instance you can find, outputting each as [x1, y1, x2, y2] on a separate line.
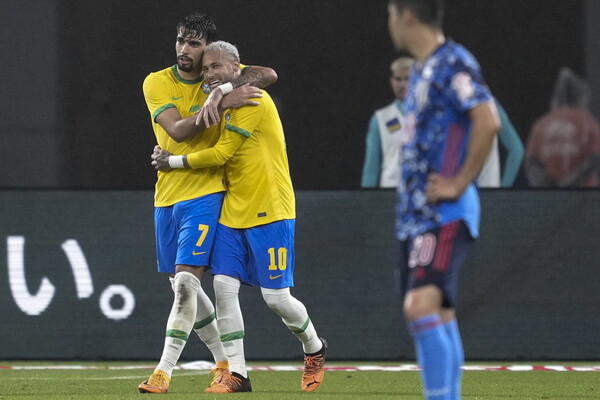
[204, 40, 240, 62]
[390, 57, 414, 73]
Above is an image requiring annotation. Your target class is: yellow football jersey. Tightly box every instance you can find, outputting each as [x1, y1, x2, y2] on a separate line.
[186, 91, 296, 228]
[142, 65, 225, 207]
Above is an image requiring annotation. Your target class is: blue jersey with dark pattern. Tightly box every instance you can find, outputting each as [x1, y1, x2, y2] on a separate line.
[395, 40, 493, 240]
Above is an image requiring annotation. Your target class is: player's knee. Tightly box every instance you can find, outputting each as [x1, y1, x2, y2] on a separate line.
[404, 303, 429, 321]
[173, 271, 201, 295]
[213, 275, 241, 321]
[403, 286, 442, 321]
[167, 272, 201, 328]
[261, 287, 290, 313]
[213, 274, 241, 297]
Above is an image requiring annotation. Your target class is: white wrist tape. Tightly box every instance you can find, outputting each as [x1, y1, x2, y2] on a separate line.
[168, 155, 185, 168]
[218, 82, 233, 95]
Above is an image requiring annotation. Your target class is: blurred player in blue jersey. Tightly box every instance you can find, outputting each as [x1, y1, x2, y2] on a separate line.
[387, 1, 500, 399]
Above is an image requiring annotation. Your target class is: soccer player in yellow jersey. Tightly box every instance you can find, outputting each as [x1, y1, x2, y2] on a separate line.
[139, 13, 278, 394]
[151, 40, 327, 394]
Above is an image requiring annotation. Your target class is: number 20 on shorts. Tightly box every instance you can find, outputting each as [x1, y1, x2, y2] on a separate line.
[268, 247, 287, 271]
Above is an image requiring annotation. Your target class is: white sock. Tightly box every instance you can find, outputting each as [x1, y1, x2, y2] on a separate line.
[156, 271, 200, 377]
[168, 275, 227, 365]
[261, 287, 321, 354]
[193, 289, 228, 364]
[214, 274, 247, 377]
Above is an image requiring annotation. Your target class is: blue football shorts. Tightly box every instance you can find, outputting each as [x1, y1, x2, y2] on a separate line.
[154, 192, 224, 274]
[212, 219, 295, 289]
[396, 220, 474, 308]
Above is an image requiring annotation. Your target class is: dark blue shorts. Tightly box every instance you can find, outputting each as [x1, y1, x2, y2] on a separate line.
[394, 220, 474, 308]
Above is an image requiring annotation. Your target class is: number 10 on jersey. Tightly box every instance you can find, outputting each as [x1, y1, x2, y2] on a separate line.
[268, 247, 287, 271]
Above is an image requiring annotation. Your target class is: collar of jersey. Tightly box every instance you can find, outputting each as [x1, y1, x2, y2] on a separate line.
[171, 65, 204, 85]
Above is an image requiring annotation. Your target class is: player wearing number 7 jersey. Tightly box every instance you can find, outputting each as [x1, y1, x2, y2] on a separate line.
[140, 13, 279, 394]
[151, 40, 327, 393]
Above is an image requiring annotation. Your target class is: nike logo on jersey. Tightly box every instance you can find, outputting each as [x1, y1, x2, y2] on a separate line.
[192, 250, 206, 256]
[269, 274, 283, 280]
[172, 96, 183, 101]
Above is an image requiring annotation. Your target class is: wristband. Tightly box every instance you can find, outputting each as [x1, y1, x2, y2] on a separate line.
[168, 155, 185, 168]
[218, 82, 233, 95]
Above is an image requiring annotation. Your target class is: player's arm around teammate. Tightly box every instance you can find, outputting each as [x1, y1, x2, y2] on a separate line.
[152, 41, 327, 394]
[149, 20, 276, 143]
[198, 65, 278, 128]
[140, 12, 279, 394]
[153, 71, 271, 143]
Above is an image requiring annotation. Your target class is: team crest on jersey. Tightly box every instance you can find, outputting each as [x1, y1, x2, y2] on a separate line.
[201, 82, 211, 94]
[451, 72, 475, 102]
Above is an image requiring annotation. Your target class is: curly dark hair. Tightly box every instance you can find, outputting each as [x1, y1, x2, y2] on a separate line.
[176, 12, 217, 42]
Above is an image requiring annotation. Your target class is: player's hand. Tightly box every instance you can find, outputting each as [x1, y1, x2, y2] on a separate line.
[196, 87, 225, 128]
[151, 145, 173, 171]
[425, 173, 462, 203]
[195, 84, 262, 128]
[221, 84, 262, 110]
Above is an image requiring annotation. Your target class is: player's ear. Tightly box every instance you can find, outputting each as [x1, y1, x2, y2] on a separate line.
[402, 8, 417, 26]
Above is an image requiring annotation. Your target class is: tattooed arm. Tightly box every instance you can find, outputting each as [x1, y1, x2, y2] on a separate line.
[196, 65, 278, 127]
[235, 66, 278, 89]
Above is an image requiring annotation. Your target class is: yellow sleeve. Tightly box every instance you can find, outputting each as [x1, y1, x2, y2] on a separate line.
[142, 73, 175, 121]
[186, 127, 247, 168]
[185, 84, 263, 169]
[226, 94, 265, 135]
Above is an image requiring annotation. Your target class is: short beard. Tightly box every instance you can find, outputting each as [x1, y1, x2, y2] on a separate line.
[177, 61, 193, 73]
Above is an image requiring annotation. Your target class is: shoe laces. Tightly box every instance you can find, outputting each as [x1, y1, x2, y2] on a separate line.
[209, 367, 229, 385]
[304, 353, 325, 375]
[149, 371, 168, 387]
[221, 373, 243, 390]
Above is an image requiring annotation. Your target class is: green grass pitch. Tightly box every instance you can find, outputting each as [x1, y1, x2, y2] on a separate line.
[0, 362, 597, 400]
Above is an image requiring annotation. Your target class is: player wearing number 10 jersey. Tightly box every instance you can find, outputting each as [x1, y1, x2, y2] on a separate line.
[152, 40, 327, 393]
[140, 12, 282, 394]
